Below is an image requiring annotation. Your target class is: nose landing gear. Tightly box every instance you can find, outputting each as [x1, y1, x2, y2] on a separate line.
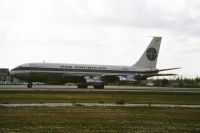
[27, 82, 33, 88]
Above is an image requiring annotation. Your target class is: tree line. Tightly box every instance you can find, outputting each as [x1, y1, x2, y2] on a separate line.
[145, 76, 200, 88]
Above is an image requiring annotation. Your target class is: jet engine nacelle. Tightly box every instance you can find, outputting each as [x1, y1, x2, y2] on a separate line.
[84, 76, 104, 85]
[117, 76, 137, 83]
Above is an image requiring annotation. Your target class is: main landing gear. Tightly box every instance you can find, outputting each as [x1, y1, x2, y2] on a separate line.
[27, 82, 33, 88]
[77, 83, 88, 88]
[77, 83, 104, 89]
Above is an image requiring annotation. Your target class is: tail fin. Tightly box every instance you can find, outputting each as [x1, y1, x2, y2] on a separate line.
[133, 37, 162, 69]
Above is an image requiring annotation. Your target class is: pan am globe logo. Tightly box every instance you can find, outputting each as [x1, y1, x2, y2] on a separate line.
[146, 47, 157, 61]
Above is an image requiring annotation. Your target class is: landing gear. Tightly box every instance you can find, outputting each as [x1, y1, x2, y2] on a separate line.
[77, 83, 104, 89]
[77, 83, 88, 88]
[94, 84, 104, 89]
[27, 82, 33, 88]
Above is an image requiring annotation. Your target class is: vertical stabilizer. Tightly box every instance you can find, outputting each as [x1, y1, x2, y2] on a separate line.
[133, 37, 162, 69]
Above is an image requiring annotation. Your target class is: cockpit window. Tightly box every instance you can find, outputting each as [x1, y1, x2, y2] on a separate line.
[13, 66, 23, 70]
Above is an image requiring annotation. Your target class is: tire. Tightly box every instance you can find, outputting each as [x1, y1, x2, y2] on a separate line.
[77, 84, 88, 88]
[27, 82, 33, 88]
[77, 84, 82, 88]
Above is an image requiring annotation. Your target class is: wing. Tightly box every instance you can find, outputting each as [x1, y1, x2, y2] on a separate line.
[62, 67, 179, 84]
[150, 67, 181, 73]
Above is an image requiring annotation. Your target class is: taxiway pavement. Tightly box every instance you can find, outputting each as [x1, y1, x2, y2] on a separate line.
[0, 85, 200, 93]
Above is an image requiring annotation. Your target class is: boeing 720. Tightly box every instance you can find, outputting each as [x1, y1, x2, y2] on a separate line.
[10, 37, 179, 89]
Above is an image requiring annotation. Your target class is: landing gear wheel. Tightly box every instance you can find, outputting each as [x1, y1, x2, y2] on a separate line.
[27, 82, 33, 88]
[94, 85, 104, 89]
[77, 83, 88, 88]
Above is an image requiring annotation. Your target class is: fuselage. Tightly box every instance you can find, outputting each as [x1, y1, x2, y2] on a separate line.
[10, 63, 157, 85]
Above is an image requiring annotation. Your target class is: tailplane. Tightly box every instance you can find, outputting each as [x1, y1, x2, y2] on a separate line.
[133, 37, 162, 69]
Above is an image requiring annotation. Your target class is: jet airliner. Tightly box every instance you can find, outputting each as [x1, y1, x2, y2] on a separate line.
[10, 37, 179, 89]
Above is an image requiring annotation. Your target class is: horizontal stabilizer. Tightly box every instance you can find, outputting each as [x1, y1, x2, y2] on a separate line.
[151, 73, 177, 76]
[141, 73, 177, 78]
[157, 67, 181, 72]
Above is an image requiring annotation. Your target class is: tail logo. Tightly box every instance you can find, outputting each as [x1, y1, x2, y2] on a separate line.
[146, 47, 157, 61]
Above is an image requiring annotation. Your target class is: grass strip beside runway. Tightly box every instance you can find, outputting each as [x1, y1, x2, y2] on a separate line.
[0, 106, 200, 133]
[0, 90, 200, 105]
[1, 90, 200, 132]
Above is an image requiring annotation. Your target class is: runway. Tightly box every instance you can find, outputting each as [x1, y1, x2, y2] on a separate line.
[1, 103, 200, 108]
[0, 85, 200, 93]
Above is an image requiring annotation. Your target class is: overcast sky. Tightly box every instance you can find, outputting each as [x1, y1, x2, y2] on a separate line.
[0, 0, 200, 77]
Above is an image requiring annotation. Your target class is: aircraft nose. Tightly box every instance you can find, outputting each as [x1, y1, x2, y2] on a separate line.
[9, 69, 23, 80]
[9, 69, 16, 77]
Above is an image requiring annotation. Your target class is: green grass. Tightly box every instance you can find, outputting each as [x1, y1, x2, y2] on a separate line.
[0, 90, 200, 105]
[0, 107, 200, 133]
[1, 90, 200, 132]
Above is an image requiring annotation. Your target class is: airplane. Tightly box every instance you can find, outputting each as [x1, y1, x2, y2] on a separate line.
[10, 37, 179, 89]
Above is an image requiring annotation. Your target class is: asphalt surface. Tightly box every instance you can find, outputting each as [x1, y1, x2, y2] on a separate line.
[0, 85, 200, 93]
[1, 103, 200, 108]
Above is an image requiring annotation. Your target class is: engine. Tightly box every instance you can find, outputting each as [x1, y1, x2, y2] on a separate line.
[84, 76, 104, 85]
[117, 76, 138, 83]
